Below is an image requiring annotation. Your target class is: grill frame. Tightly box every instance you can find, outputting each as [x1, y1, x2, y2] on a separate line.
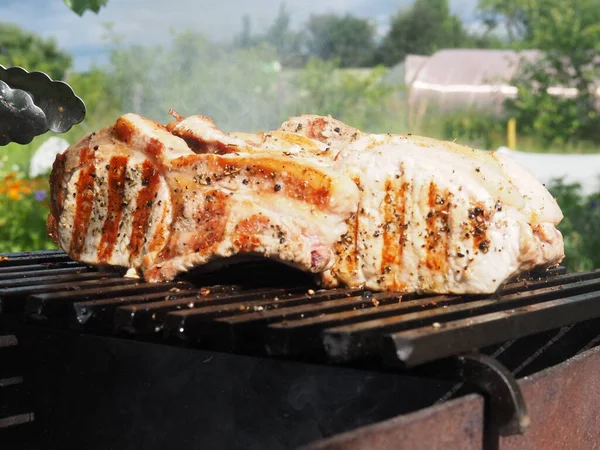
[1, 251, 599, 367]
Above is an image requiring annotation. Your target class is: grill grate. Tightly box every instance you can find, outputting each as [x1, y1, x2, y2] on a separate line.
[2, 251, 600, 370]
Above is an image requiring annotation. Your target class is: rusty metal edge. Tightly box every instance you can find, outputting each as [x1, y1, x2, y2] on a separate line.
[301, 344, 600, 450]
[299, 393, 485, 450]
[500, 345, 600, 450]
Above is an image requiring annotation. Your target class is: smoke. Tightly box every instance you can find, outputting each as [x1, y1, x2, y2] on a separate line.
[106, 31, 295, 132]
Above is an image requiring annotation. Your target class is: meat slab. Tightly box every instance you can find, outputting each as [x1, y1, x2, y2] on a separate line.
[47, 112, 564, 294]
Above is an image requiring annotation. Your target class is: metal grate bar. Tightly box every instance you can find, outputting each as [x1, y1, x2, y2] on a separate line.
[0, 261, 83, 275]
[322, 275, 600, 362]
[1, 250, 598, 370]
[0, 273, 125, 314]
[164, 288, 388, 351]
[25, 281, 191, 323]
[0, 250, 68, 266]
[114, 287, 306, 336]
[72, 284, 249, 332]
[265, 294, 464, 357]
[0, 266, 94, 282]
[0, 413, 34, 429]
[388, 290, 600, 367]
[0, 271, 111, 290]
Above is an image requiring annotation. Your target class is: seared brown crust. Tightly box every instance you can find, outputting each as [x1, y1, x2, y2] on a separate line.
[97, 155, 128, 262]
[69, 147, 96, 260]
[424, 182, 451, 274]
[130, 161, 160, 261]
[380, 178, 409, 290]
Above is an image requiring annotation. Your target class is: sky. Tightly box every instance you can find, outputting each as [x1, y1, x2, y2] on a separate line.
[1, 0, 479, 71]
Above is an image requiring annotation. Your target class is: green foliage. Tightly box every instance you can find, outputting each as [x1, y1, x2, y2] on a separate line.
[440, 110, 505, 149]
[63, 0, 108, 15]
[290, 58, 395, 132]
[548, 180, 600, 272]
[375, 0, 472, 66]
[263, 3, 304, 67]
[233, 15, 254, 49]
[0, 174, 55, 253]
[62, 68, 121, 141]
[483, 0, 600, 145]
[305, 14, 376, 68]
[478, 0, 533, 43]
[0, 22, 72, 80]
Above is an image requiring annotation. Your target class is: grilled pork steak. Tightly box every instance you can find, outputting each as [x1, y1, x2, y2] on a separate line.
[47, 113, 360, 283]
[48, 112, 564, 293]
[278, 115, 564, 293]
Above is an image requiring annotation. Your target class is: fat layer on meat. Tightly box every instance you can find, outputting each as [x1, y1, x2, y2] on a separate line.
[48, 112, 565, 293]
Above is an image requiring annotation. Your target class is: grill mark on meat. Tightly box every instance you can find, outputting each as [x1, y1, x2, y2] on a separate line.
[145, 137, 164, 160]
[113, 116, 134, 143]
[186, 189, 230, 254]
[380, 176, 409, 289]
[424, 182, 450, 274]
[234, 214, 270, 252]
[381, 180, 396, 274]
[129, 161, 160, 261]
[69, 147, 96, 259]
[97, 155, 128, 262]
[307, 117, 328, 141]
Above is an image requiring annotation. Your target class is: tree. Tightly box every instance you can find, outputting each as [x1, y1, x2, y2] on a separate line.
[63, 0, 108, 15]
[478, 0, 532, 45]
[375, 0, 471, 66]
[305, 14, 376, 67]
[486, 0, 600, 144]
[264, 3, 303, 66]
[233, 15, 254, 49]
[0, 22, 72, 80]
[291, 58, 393, 131]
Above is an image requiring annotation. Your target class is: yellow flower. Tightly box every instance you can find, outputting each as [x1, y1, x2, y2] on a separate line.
[8, 187, 22, 200]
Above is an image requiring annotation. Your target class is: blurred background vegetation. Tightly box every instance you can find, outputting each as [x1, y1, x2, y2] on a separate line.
[1, 0, 599, 273]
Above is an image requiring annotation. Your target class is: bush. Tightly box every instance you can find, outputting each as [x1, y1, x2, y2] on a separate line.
[0, 173, 55, 253]
[289, 58, 396, 132]
[440, 110, 506, 149]
[548, 179, 600, 272]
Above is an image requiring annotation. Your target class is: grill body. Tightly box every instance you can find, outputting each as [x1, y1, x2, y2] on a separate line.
[2, 251, 600, 449]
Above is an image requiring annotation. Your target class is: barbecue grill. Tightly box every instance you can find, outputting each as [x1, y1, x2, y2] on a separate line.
[2, 250, 600, 450]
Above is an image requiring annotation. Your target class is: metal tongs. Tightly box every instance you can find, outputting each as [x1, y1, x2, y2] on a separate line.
[0, 65, 86, 146]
